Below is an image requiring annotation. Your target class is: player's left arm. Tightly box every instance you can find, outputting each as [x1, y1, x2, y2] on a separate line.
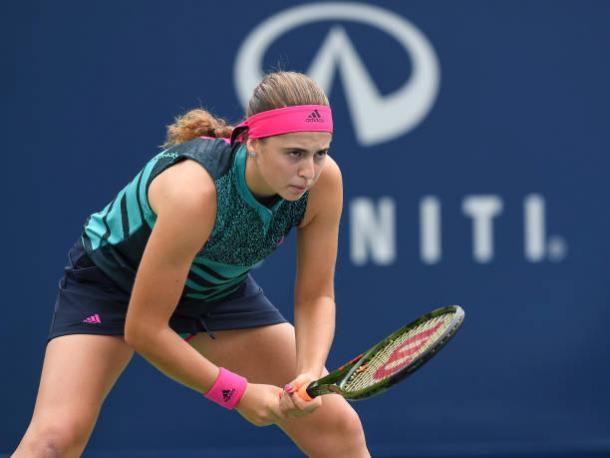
[293, 156, 343, 383]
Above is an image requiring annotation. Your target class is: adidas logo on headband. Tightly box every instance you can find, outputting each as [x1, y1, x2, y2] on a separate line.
[305, 109, 324, 123]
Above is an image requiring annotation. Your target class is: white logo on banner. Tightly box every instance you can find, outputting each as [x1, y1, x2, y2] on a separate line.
[350, 195, 568, 265]
[234, 2, 440, 146]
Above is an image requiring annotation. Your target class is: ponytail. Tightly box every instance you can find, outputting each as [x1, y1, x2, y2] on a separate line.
[162, 109, 233, 148]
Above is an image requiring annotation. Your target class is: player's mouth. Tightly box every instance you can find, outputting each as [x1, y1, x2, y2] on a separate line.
[289, 184, 307, 194]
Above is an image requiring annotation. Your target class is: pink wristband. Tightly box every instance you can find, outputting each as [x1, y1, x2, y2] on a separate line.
[204, 367, 248, 410]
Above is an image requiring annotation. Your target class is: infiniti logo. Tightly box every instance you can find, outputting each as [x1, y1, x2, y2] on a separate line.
[234, 2, 441, 146]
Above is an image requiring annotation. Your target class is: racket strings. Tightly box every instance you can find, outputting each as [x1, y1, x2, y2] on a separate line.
[342, 313, 454, 393]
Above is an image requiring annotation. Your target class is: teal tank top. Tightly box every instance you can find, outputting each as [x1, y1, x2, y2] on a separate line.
[82, 137, 308, 312]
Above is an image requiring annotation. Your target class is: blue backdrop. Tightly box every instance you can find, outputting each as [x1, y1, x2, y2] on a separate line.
[2, 1, 610, 456]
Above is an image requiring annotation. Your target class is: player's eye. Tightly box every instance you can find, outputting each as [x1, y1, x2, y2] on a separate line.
[314, 150, 328, 161]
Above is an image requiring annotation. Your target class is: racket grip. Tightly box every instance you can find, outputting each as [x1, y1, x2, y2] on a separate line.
[297, 384, 313, 401]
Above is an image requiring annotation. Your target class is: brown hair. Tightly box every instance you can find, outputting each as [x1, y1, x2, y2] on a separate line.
[162, 71, 329, 148]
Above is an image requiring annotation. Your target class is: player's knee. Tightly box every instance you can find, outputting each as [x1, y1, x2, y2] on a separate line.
[309, 403, 367, 456]
[333, 406, 366, 449]
[17, 422, 91, 457]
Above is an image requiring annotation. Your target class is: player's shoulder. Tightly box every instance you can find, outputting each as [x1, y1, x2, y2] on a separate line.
[148, 155, 217, 217]
[309, 155, 342, 200]
[162, 136, 235, 179]
[300, 155, 343, 227]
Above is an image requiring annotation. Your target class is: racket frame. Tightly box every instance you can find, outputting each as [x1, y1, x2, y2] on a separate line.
[305, 305, 465, 401]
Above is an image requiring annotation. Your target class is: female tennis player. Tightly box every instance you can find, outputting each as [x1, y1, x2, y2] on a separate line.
[13, 72, 370, 457]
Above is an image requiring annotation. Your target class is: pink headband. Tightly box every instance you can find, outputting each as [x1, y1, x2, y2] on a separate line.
[231, 105, 333, 144]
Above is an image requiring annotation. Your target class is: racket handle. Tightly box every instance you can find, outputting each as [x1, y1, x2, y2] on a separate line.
[297, 384, 313, 401]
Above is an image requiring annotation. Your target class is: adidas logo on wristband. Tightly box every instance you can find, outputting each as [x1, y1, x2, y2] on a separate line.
[222, 388, 236, 403]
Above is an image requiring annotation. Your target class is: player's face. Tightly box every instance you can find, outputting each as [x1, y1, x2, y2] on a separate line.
[246, 132, 331, 201]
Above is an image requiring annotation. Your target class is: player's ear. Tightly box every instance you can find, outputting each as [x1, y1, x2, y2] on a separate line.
[246, 137, 260, 155]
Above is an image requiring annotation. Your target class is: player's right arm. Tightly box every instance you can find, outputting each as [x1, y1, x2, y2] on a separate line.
[124, 159, 282, 426]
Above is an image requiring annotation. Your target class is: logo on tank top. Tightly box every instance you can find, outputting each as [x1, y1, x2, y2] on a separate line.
[234, 3, 440, 146]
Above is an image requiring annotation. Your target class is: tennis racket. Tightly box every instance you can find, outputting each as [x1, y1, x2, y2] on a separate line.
[298, 305, 465, 401]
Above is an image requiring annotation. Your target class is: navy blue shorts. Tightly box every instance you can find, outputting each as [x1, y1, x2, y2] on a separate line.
[48, 239, 287, 342]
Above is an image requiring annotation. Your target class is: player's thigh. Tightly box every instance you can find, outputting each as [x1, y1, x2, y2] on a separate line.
[25, 334, 133, 440]
[189, 323, 297, 384]
[189, 325, 364, 444]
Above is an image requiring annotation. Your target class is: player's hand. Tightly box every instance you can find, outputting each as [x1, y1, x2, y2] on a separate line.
[279, 373, 322, 418]
[235, 383, 284, 427]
